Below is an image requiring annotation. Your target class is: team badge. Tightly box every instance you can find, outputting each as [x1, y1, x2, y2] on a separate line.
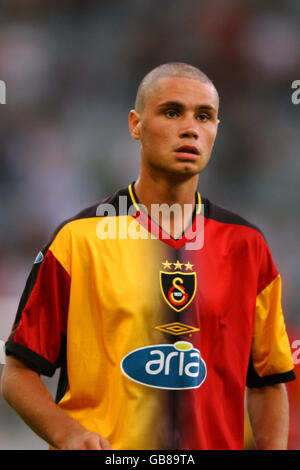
[160, 260, 196, 312]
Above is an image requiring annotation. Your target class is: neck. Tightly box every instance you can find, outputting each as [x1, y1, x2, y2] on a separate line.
[134, 171, 199, 239]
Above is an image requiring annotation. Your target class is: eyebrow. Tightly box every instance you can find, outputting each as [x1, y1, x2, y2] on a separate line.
[156, 101, 217, 113]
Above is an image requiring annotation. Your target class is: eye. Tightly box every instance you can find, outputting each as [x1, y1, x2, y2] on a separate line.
[164, 109, 179, 118]
[197, 113, 210, 122]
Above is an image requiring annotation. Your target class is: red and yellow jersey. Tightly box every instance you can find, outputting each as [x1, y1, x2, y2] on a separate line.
[5, 184, 295, 450]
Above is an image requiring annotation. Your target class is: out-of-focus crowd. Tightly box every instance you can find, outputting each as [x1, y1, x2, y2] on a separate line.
[0, 0, 299, 449]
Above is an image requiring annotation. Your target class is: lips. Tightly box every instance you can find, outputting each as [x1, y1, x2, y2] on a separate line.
[174, 145, 199, 158]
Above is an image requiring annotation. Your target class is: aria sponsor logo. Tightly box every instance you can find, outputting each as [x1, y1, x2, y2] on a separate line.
[292, 339, 300, 365]
[120, 341, 206, 390]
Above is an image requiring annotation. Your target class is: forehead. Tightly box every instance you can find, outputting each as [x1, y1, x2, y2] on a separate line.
[145, 76, 219, 110]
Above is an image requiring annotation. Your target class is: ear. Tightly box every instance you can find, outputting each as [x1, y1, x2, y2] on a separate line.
[128, 110, 142, 140]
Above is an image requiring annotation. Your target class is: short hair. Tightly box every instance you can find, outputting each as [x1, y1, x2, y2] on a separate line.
[135, 62, 218, 114]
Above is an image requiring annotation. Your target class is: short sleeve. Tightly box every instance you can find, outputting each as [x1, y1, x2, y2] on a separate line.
[247, 240, 296, 387]
[5, 231, 71, 377]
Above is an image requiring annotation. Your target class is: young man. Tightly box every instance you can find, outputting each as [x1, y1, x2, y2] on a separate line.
[1, 63, 296, 450]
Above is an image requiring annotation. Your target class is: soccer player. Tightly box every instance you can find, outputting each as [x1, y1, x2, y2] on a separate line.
[1, 63, 296, 450]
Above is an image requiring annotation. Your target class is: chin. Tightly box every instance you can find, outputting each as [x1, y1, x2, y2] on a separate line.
[177, 161, 202, 175]
[166, 167, 200, 181]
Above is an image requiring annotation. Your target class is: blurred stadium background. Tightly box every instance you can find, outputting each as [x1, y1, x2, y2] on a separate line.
[0, 0, 299, 450]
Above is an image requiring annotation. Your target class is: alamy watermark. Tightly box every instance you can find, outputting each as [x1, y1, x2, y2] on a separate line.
[291, 80, 300, 105]
[96, 196, 204, 250]
[292, 339, 300, 365]
[0, 80, 6, 104]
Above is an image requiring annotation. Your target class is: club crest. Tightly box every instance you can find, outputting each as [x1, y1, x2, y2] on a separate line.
[160, 260, 196, 312]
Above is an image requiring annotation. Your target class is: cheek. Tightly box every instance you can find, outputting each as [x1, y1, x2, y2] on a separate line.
[143, 124, 172, 147]
[202, 127, 218, 150]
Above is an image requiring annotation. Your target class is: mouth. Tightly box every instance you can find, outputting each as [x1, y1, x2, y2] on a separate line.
[174, 145, 200, 160]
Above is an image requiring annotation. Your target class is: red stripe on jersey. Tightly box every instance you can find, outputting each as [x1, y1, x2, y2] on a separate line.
[13, 250, 70, 364]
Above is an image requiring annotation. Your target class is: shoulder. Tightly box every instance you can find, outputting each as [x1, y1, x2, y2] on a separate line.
[42, 187, 129, 252]
[53, 187, 129, 236]
[202, 198, 279, 291]
[202, 197, 266, 240]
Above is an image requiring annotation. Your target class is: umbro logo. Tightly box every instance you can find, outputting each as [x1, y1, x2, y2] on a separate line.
[155, 322, 200, 336]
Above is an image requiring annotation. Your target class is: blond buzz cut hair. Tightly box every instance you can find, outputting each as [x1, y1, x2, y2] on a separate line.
[135, 62, 219, 114]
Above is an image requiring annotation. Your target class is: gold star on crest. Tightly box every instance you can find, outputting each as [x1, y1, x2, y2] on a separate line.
[162, 260, 172, 270]
[173, 260, 183, 270]
[184, 261, 194, 271]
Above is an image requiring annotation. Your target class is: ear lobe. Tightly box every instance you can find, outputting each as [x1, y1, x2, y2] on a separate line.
[129, 110, 141, 140]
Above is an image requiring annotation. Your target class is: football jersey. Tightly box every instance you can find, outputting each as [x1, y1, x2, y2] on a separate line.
[5, 183, 296, 450]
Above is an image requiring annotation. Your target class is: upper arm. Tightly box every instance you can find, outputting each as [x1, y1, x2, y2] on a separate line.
[247, 239, 295, 388]
[5, 236, 71, 378]
[1, 354, 41, 404]
[3, 354, 40, 372]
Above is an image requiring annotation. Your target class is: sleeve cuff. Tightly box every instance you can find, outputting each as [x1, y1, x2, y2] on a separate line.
[5, 340, 57, 377]
[246, 356, 296, 388]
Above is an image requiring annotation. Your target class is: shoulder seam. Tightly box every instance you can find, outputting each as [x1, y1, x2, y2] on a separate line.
[203, 197, 265, 240]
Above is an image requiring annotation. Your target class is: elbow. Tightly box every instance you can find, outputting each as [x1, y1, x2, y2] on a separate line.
[1, 363, 14, 405]
[1, 355, 30, 406]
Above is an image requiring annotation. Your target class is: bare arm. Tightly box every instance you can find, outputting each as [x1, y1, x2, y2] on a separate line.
[1, 355, 112, 450]
[246, 383, 289, 450]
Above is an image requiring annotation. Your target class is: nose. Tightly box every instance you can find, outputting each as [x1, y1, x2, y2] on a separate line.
[179, 117, 199, 139]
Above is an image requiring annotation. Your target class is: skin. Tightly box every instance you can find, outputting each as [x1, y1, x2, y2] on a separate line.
[247, 384, 289, 450]
[1, 75, 291, 450]
[1, 356, 112, 450]
[129, 76, 220, 238]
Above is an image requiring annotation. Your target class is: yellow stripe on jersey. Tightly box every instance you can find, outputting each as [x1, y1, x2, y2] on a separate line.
[196, 192, 201, 214]
[48, 216, 171, 449]
[128, 183, 140, 211]
[251, 275, 294, 377]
